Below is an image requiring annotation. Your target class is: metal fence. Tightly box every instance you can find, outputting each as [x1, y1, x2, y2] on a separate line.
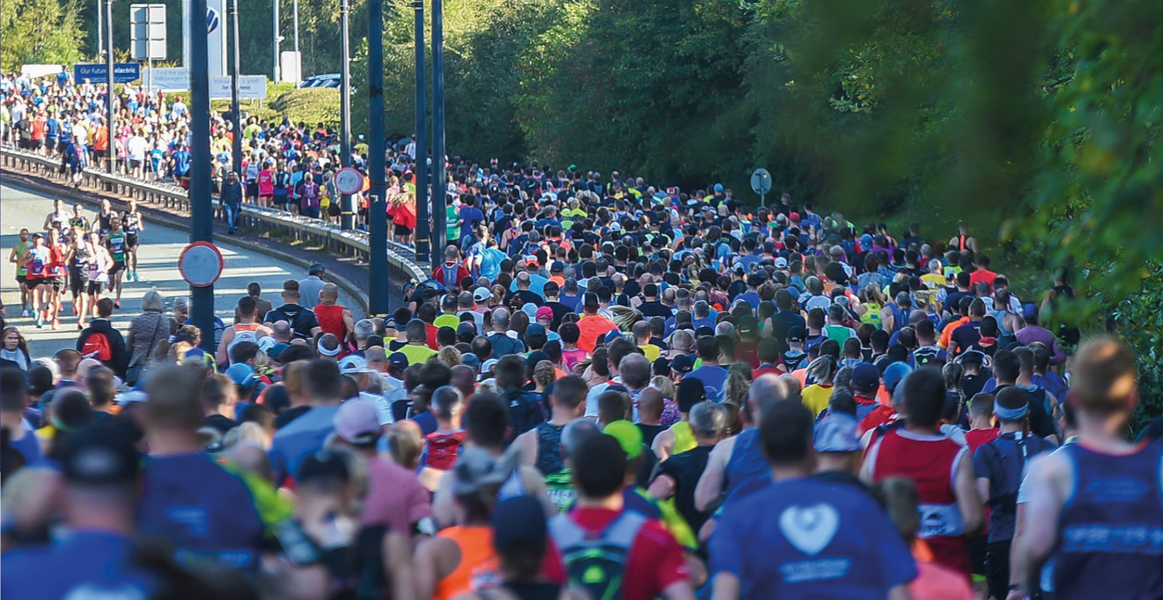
[0, 147, 428, 288]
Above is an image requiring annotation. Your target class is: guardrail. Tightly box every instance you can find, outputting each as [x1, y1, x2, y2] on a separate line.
[0, 147, 428, 288]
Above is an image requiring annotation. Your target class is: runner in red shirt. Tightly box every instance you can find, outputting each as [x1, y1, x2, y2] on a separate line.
[861, 368, 983, 580]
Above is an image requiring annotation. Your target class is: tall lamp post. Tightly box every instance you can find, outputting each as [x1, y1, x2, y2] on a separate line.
[189, 0, 216, 354]
[230, 0, 242, 175]
[105, 0, 116, 175]
[339, 0, 353, 230]
[273, 0, 280, 81]
[367, 0, 387, 313]
[430, 0, 446, 268]
[412, 0, 428, 261]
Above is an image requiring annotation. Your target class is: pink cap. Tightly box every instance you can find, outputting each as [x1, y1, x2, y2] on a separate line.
[536, 306, 554, 320]
[333, 398, 380, 444]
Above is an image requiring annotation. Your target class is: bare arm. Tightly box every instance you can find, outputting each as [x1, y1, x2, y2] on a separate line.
[648, 473, 677, 501]
[954, 450, 984, 537]
[1009, 453, 1068, 595]
[886, 584, 914, 600]
[515, 429, 538, 468]
[975, 477, 990, 512]
[385, 530, 414, 600]
[662, 580, 697, 600]
[342, 309, 355, 336]
[217, 327, 233, 366]
[710, 572, 740, 600]
[652, 429, 675, 462]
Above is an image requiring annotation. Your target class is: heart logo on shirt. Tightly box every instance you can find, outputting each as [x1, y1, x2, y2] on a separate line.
[779, 503, 839, 556]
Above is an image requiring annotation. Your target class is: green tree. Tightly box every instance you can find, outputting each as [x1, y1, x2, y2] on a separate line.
[1, 0, 86, 71]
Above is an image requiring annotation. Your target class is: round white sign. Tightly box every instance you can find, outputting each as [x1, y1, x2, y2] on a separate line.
[334, 167, 364, 195]
[178, 242, 224, 288]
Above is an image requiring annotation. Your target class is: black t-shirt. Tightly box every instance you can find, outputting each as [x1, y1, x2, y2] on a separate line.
[274, 405, 311, 430]
[962, 373, 988, 399]
[203, 414, 238, 435]
[508, 289, 544, 308]
[388, 339, 407, 351]
[657, 445, 714, 534]
[637, 424, 666, 448]
[544, 301, 573, 331]
[639, 301, 672, 319]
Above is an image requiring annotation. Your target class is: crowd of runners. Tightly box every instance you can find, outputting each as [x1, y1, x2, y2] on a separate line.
[2, 70, 1162, 600]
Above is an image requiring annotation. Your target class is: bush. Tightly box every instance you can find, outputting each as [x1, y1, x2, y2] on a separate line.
[269, 87, 341, 129]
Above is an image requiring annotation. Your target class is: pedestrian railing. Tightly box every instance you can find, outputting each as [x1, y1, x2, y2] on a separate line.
[0, 147, 428, 288]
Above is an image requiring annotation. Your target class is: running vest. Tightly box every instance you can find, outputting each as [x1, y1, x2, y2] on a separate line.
[432, 526, 498, 600]
[1052, 443, 1163, 600]
[887, 303, 907, 333]
[13, 241, 30, 276]
[47, 244, 65, 277]
[108, 232, 126, 261]
[535, 423, 565, 476]
[669, 421, 697, 456]
[313, 304, 347, 344]
[123, 212, 140, 234]
[72, 243, 91, 269]
[870, 428, 970, 576]
[26, 246, 49, 278]
[226, 322, 262, 359]
[722, 428, 769, 507]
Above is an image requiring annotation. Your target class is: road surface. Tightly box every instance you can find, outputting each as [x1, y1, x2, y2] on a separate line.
[1, 182, 363, 358]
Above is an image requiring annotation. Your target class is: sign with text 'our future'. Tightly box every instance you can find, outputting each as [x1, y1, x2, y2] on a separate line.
[74, 63, 141, 84]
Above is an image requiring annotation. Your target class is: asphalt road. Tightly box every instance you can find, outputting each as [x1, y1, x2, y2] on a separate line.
[1, 182, 363, 358]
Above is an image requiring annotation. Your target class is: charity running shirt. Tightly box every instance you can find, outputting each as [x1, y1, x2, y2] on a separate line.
[1, 531, 158, 599]
[710, 477, 916, 599]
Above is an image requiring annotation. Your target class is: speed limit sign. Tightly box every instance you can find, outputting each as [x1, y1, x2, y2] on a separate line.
[178, 242, 224, 287]
[335, 167, 364, 195]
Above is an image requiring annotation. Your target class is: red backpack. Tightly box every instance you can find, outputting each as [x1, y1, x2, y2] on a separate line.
[424, 430, 466, 471]
[81, 332, 113, 362]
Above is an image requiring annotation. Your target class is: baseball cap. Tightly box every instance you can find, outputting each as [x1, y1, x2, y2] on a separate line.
[481, 358, 499, 374]
[460, 353, 481, 370]
[473, 287, 491, 302]
[338, 354, 372, 374]
[583, 292, 599, 308]
[297, 450, 351, 485]
[388, 352, 409, 369]
[492, 496, 548, 555]
[526, 349, 550, 367]
[453, 447, 518, 495]
[604, 329, 624, 344]
[333, 398, 381, 444]
[676, 377, 706, 412]
[813, 412, 860, 453]
[775, 257, 789, 269]
[60, 425, 140, 485]
[787, 326, 806, 342]
[1021, 303, 1039, 322]
[225, 363, 256, 389]
[671, 354, 696, 374]
[652, 357, 671, 377]
[603, 420, 643, 460]
[525, 258, 539, 268]
[737, 315, 759, 336]
[851, 363, 880, 392]
[551, 261, 565, 272]
[883, 362, 914, 395]
[713, 183, 724, 192]
[536, 306, 554, 321]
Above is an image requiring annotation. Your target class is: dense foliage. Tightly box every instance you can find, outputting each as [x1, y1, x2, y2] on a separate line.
[10, 0, 1161, 427]
[0, 0, 86, 71]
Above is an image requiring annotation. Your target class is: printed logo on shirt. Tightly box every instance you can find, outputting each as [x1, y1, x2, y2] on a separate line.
[779, 503, 839, 556]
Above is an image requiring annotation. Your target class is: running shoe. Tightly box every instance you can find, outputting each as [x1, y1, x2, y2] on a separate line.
[114, 300, 121, 309]
[21, 309, 29, 318]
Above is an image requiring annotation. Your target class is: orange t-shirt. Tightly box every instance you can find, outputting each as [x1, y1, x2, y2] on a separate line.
[576, 314, 618, 353]
[92, 127, 109, 151]
[938, 316, 968, 349]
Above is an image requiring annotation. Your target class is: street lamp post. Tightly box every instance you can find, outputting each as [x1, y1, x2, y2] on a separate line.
[273, 0, 280, 82]
[412, 0, 428, 261]
[339, 0, 353, 230]
[430, 0, 446, 268]
[105, 0, 116, 175]
[368, 0, 387, 314]
[230, 0, 242, 176]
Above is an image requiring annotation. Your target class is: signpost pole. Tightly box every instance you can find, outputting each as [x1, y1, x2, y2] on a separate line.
[412, 0, 428, 262]
[105, 0, 116, 175]
[368, 0, 388, 314]
[189, 0, 216, 355]
[339, 0, 353, 230]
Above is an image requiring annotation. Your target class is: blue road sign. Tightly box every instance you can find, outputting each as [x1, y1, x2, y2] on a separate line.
[74, 63, 141, 84]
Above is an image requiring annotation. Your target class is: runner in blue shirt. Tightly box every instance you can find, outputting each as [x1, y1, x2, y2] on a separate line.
[710, 400, 916, 600]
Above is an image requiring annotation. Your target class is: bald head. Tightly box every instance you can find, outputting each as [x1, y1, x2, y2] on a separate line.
[320, 283, 339, 302]
[749, 373, 792, 419]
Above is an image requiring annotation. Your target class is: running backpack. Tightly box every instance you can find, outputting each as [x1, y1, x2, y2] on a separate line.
[424, 430, 466, 470]
[81, 332, 113, 362]
[548, 511, 646, 600]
